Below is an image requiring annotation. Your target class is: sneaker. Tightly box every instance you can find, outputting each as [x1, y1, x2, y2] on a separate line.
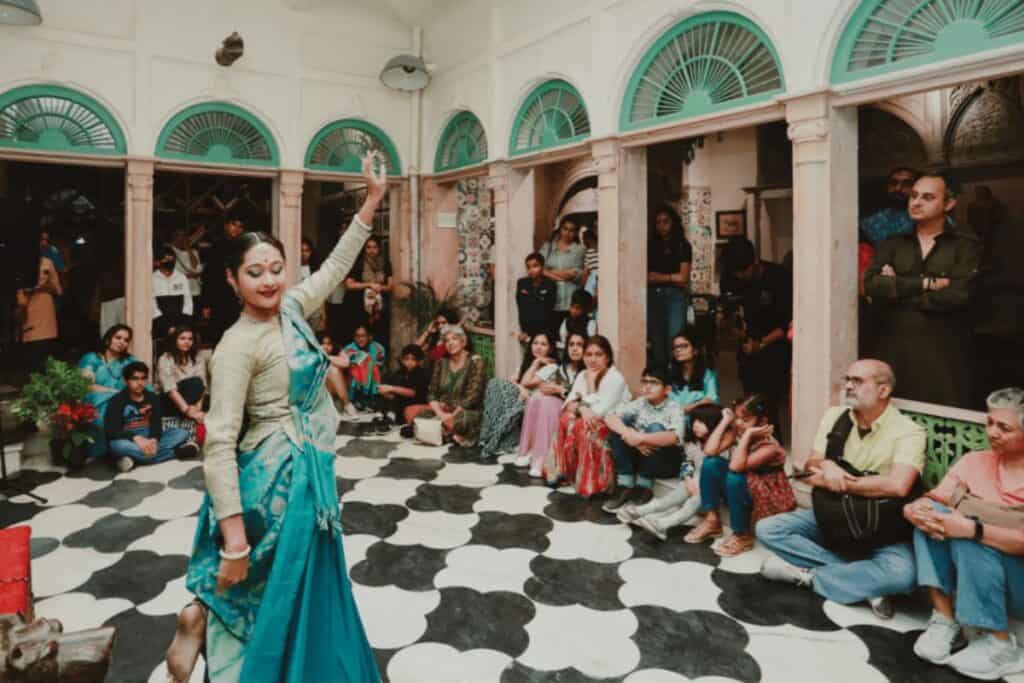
[528, 465, 543, 478]
[636, 516, 668, 542]
[116, 456, 135, 473]
[632, 488, 653, 507]
[949, 633, 1024, 681]
[399, 424, 415, 439]
[759, 555, 813, 588]
[869, 596, 895, 621]
[602, 487, 634, 513]
[343, 403, 359, 418]
[175, 441, 200, 459]
[913, 611, 966, 665]
[616, 504, 641, 525]
[513, 454, 531, 468]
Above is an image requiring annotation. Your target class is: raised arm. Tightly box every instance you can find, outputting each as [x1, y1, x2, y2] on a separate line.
[290, 153, 387, 317]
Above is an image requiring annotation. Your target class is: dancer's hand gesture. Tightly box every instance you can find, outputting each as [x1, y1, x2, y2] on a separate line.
[362, 151, 388, 201]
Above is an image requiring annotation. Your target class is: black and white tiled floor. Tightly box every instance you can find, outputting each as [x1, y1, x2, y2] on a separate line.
[3, 421, 1022, 683]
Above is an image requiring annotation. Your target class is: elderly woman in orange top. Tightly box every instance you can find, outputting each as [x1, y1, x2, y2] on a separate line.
[904, 387, 1024, 681]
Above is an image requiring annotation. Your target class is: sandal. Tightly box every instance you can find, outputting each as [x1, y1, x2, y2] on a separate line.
[166, 600, 207, 683]
[714, 534, 755, 557]
[683, 517, 723, 544]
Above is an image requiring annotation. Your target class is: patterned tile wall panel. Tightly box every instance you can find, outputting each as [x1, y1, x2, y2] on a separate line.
[456, 177, 495, 326]
[680, 186, 715, 294]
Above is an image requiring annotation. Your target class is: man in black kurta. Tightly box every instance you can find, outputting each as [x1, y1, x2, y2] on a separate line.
[864, 174, 981, 408]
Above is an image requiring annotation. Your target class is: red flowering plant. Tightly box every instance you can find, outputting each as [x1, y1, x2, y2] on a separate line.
[49, 401, 97, 460]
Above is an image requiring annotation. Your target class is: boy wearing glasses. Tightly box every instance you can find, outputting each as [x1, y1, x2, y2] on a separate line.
[602, 366, 685, 512]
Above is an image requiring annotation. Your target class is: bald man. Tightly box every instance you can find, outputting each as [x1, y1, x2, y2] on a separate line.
[755, 359, 926, 619]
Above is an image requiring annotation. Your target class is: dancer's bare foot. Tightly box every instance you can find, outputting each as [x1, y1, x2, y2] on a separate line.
[166, 601, 205, 682]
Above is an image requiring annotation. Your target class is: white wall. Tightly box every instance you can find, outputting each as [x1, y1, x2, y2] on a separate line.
[420, 0, 858, 168]
[0, 0, 415, 169]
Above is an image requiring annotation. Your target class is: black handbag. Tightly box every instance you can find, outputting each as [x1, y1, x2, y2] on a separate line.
[811, 410, 923, 553]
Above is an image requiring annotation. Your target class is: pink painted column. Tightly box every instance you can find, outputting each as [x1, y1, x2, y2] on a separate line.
[389, 182, 416, 350]
[593, 140, 647, 391]
[276, 170, 305, 285]
[786, 94, 859, 468]
[125, 159, 155, 364]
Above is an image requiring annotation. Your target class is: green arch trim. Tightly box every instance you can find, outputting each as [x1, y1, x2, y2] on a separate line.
[434, 110, 488, 173]
[0, 84, 127, 155]
[156, 101, 280, 166]
[620, 11, 785, 131]
[509, 79, 591, 157]
[832, 0, 1024, 84]
[305, 119, 402, 175]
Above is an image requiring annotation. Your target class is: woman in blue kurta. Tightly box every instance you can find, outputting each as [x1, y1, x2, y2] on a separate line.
[667, 331, 719, 421]
[167, 154, 386, 683]
[78, 324, 138, 459]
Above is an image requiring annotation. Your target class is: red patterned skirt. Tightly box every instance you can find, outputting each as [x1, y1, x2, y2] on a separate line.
[747, 467, 796, 525]
[549, 412, 615, 498]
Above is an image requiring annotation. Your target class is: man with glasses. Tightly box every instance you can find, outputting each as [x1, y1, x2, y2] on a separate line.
[755, 359, 926, 619]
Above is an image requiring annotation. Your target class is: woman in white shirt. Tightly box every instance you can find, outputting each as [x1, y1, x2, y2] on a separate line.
[549, 335, 629, 497]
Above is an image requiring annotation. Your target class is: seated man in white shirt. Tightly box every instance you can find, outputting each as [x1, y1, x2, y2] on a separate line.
[153, 244, 193, 341]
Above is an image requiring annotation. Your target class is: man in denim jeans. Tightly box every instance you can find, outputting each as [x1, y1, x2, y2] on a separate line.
[602, 366, 684, 513]
[755, 359, 925, 619]
[104, 361, 198, 472]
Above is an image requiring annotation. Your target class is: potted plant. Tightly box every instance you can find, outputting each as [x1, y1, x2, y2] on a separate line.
[48, 401, 98, 467]
[12, 359, 92, 467]
[393, 279, 465, 333]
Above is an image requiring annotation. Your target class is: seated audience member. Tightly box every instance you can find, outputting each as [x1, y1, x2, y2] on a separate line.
[318, 332, 358, 418]
[343, 324, 387, 409]
[80, 324, 139, 459]
[516, 252, 557, 342]
[153, 244, 193, 341]
[373, 344, 431, 434]
[903, 386, 1024, 680]
[756, 359, 925, 619]
[686, 395, 794, 557]
[602, 366, 685, 512]
[479, 332, 557, 459]
[105, 361, 197, 472]
[417, 308, 459, 364]
[156, 325, 209, 441]
[516, 332, 586, 477]
[559, 289, 596, 350]
[549, 335, 630, 497]
[668, 331, 719, 417]
[417, 326, 487, 448]
[618, 403, 732, 541]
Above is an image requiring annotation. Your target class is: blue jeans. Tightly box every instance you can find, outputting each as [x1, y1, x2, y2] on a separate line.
[915, 502, 1024, 632]
[699, 456, 754, 535]
[607, 418, 679, 490]
[647, 286, 687, 369]
[108, 427, 190, 465]
[755, 507, 916, 604]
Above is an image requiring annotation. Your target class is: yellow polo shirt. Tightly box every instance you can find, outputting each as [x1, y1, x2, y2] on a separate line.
[812, 404, 926, 475]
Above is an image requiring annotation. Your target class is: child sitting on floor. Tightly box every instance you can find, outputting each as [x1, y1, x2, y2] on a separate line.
[685, 394, 794, 557]
[617, 403, 735, 541]
[343, 324, 386, 410]
[373, 344, 431, 436]
[319, 332, 359, 418]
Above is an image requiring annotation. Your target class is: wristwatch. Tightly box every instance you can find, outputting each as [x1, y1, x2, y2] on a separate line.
[968, 515, 984, 541]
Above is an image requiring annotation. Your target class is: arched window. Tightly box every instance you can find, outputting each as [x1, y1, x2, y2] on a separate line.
[156, 102, 279, 166]
[434, 111, 488, 173]
[621, 11, 785, 131]
[509, 79, 590, 156]
[0, 84, 126, 155]
[832, 0, 1024, 84]
[305, 119, 402, 175]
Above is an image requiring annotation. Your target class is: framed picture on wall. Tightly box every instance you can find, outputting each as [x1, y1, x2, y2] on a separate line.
[715, 210, 746, 239]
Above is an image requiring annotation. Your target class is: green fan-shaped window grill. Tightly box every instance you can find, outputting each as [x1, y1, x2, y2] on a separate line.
[157, 102, 279, 166]
[833, 0, 1024, 84]
[0, 85, 126, 155]
[434, 111, 488, 173]
[509, 80, 590, 156]
[621, 12, 785, 131]
[305, 119, 402, 175]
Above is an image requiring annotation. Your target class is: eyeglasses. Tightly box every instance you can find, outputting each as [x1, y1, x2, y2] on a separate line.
[672, 344, 691, 351]
[640, 378, 665, 386]
[842, 375, 870, 388]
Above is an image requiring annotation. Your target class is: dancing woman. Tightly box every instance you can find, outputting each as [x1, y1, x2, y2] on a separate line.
[166, 154, 386, 683]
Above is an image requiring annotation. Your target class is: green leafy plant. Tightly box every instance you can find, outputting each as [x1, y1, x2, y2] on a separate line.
[12, 358, 91, 426]
[394, 279, 465, 333]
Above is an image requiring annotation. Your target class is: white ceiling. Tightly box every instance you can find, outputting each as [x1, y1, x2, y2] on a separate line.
[283, 0, 462, 27]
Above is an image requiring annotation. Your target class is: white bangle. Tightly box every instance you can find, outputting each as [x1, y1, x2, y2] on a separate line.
[219, 545, 251, 561]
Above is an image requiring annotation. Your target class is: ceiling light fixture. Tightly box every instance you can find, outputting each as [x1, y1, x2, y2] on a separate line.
[380, 55, 430, 92]
[0, 0, 42, 25]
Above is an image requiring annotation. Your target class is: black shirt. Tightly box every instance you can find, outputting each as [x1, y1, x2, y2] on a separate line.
[104, 389, 163, 441]
[648, 237, 692, 277]
[387, 366, 430, 404]
[516, 276, 556, 336]
[738, 262, 792, 340]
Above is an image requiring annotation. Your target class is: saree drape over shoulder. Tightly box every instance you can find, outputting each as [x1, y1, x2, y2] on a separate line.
[185, 217, 380, 683]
